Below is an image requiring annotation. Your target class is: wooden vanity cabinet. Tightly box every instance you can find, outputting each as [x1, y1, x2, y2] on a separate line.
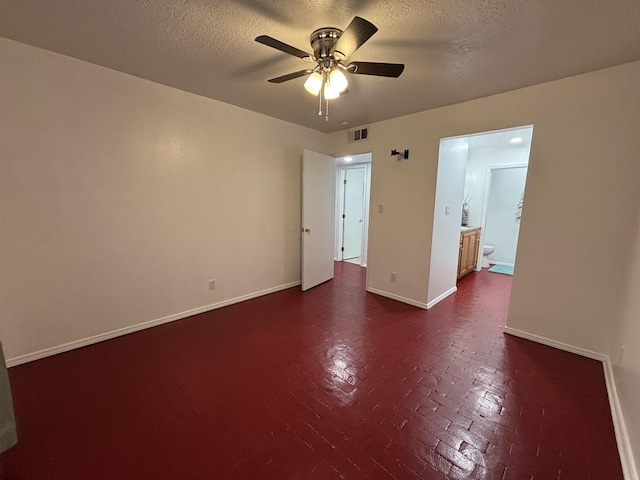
[457, 227, 481, 279]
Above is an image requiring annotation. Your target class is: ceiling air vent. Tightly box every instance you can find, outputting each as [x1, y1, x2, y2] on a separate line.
[347, 126, 369, 143]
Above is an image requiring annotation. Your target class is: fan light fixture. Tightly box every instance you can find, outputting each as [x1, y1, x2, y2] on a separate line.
[256, 17, 405, 121]
[303, 69, 348, 99]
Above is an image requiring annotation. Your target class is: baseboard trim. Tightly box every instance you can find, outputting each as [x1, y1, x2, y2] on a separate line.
[366, 287, 428, 310]
[426, 286, 457, 310]
[504, 326, 638, 480]
[7, 281, 301, 367]
[503, 326, 607, 361]
[603, 360, 639, 480]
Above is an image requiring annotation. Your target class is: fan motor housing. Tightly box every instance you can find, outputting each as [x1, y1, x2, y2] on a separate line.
[310, 28, 344, 60]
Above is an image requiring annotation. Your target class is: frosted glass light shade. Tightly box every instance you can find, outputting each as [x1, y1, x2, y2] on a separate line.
[323, 84, 340, 99]
[304, 72, 323, 96]
[328, 69, 348, 92]
[324, 69, 348, 99]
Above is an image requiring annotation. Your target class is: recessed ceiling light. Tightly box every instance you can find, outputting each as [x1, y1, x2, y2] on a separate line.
[510, 137, 523, 144]
[344, 157, 353, 162]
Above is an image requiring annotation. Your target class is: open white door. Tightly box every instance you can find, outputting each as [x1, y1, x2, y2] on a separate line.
[302, 150, 335, 291]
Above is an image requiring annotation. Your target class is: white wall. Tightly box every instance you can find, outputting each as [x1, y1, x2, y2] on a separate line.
[427, 138, 468, 307]
[329, 61, 640, 474]
[329, 60, 640, 356]
[0, 38, 325, 363]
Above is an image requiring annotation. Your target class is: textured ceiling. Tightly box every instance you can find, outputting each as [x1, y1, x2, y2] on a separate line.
[1, 0, 640, 133]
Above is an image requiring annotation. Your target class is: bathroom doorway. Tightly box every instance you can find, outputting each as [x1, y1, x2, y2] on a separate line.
[480, 165, 528, 268]
[427, 125, 533, 308]
[335, 154, 371, 267]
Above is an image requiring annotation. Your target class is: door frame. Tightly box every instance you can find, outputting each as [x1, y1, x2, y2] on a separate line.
[334, 159, 371, 266]
[428, 125, 534, 308]
[477, 163, 528, 269]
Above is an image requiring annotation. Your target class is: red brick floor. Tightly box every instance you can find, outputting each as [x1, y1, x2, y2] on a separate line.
[1, 263, 622, 479]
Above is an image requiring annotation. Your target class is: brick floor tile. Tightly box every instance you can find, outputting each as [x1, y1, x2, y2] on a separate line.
[2, 264, 623, 479]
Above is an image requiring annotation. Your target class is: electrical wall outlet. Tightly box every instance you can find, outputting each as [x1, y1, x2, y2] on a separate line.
[390, 272, 397, 282]
[208, 279, 216, 290]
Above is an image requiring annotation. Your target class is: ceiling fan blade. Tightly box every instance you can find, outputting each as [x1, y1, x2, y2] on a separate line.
[267, 70, 314, 83]
[255, 35, 312, 59]
[332, 16, 378, 59]
[348, 61, 405, 77]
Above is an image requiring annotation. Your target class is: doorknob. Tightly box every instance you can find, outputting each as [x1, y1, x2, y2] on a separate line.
[301, 228, 311, 233]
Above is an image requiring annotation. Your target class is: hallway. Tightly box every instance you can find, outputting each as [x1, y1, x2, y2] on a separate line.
[1, 263, 621, 479]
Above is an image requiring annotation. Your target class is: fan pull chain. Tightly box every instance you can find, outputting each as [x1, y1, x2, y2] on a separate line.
[318, 72, 326, 116]
[315, 71, 333, 120]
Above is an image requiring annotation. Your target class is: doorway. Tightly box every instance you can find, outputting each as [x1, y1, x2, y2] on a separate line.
[335, 154, 371, 267]
[300, 150, 371, 291]
[427, 125, 533, 308]
[341, 167, 366, 262]
[480, 165, 528, 268]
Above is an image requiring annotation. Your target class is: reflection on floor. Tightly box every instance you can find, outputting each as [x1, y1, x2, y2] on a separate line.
[3, 264, 622, 479]
[344, 257, 361, 265]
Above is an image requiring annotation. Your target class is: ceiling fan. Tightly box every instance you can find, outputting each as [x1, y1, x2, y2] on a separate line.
[255, 16, 404, 119]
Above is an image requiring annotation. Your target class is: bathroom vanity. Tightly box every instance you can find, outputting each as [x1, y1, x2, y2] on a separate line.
[458, 226, 481, 279]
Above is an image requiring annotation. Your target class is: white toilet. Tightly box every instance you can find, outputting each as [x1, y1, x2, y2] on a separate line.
[482, 245, 495, 268]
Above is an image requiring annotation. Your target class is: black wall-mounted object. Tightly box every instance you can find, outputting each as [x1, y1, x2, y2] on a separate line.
[391, 149, 409, 160]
